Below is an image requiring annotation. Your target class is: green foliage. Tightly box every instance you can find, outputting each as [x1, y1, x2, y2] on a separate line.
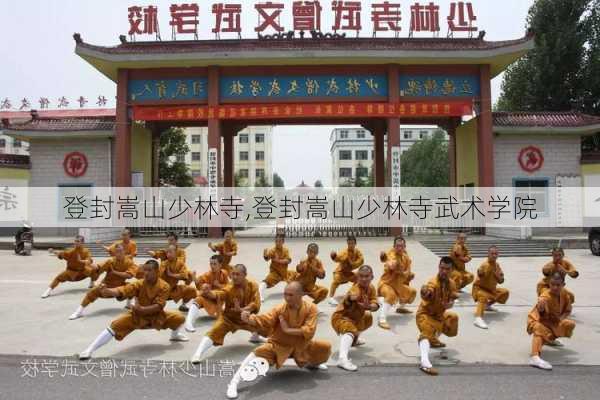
[273, 173, 285, 187]
[400, 131, 449, 187]
[158, 127, 193, 187]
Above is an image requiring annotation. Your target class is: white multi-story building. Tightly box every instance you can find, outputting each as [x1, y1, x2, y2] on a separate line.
[0, 133, 29, 155]
[183, 126, 273, 186]
[330, 127, 447, 186]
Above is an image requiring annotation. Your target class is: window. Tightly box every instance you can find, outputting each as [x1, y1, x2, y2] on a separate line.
[355, 150, 368, 160]
[339, 168, 352, 178]
[420, 130, 428, 139]
[356, 167, 369, 178]
[0, 139, 5, 148]
[191, 170, 202, 177]
[240, 151, 249, 161]
[256, 151, 265, 161]
[339, 150, 352, 160]
[403, 131, 413, 139]
[356, 130, 366, 138]
[514, 179, 549, 215]
[14, 140, 21, 148]
[176, 154, 185, 163]
[239, 169, 249, 178]
[192, 134, 201, 144]
[256, 168, 265, 178]
[239, 134, 249, 143]
[255, 133, 265, 143]
[191, 152, 201, 161]
[340, 130, 349, 139]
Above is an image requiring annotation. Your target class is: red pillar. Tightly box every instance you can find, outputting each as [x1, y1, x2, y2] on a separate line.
[387, 64, 402, 236]
[446, 119, 459, 187]
[223, 127, 234, 188]
[151, 127, 161, 187]
[373, 127, 385, 187]
[208, 66, 222, 238]
[115, 69, 131, 187]
[477, 65, 494, 187]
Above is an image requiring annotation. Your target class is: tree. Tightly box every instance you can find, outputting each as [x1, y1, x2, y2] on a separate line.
[314, 180, 323, 187]
[496, 0, 590, 112]
[234, 171, 246, 187]
[273, 172, 285, 187]
[255, 175, 270, 187]
[400, 131, 449, 186]
[159, 127, 193, 187]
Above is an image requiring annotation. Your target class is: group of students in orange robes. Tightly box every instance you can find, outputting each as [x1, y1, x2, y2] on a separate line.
[40, 229, 579, 397]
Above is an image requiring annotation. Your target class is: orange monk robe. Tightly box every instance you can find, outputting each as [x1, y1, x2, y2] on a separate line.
[249, 301, 332, 368]
[449, 242, 474, 290]
[108, 240, 137, 258]
[472, 259, 509, 317]
[527, 288, 575, 356]
[82, 256, 138, 306]
[332, 283, 378, 339]
[330, 247, 364, 295]
[50, 246, 98, 288]
[537, 260, 578, 303]
[213, 240, 238, 273]
[263, 246, 292, 288]
[290, 257, 328, 304]
[206, 279, 264, 345]
[378, 249, 417, 305]
[159, 258, 197, 304]
[110, 279, 185, 340]
[416, 276, 459, 342]
[194, 269, 230, 317]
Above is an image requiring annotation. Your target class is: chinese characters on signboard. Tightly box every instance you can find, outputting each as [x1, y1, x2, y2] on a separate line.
[208, 148, 218, 197]
[126, 1, 479, 40]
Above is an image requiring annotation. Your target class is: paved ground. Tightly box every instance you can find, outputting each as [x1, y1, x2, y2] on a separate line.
[0, 237, 599, 368]
[1, 355, 599, 400]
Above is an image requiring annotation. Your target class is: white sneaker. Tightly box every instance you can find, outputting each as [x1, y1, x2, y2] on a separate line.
[486, 305, 498, 312]
[328, 297, 339, 306]
[548, 339, 564, 347]
[249, 333, 265, 343]
[226, 383, 238, 399]
[184, 321, 196, 333]
[529, 356, 552, 370]
[69, 310, 84, 320]
[474, 317, 488, 329]
[41, 288, 52, 299]
[337, 358, 358, 371]
[170, 331, 189, 342]
[79, 350, 92, 360]
[306, 363, 328, 371]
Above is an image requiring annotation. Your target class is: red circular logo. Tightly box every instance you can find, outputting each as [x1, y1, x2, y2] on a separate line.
[63, 152, 88, 178]
[518, 146, 544, 173]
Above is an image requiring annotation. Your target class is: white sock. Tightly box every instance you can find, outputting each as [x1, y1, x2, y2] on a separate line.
[259, 282, 267, 301]
[193, 336, 214, 359]
[231, 352, 258, 385]
[339, 333, 354, 361]
[42, 288, 52, 297]
[73, 305, 85, 316]
[84, 328, 114, 355]
[379, 299, 390, 322]
[125, 298, 132, 307]
[185, 302, 201, 328]
[419, 339, 432, 368]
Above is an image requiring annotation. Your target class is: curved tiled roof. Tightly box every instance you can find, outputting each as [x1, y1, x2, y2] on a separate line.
[493, 111, 600, 128]
[6, 117, 115, 132]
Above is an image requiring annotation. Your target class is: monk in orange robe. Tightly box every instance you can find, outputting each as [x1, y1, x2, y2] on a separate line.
[377, 236, 417, 329]
[259, 233, 292, 302]
[149, 231, 186, 263]
[184, 254, 230, 332]
[69, 244, 138, 320]
[78, 259, 188, 360]
[208, 229, 238, 273]
[328, 235, 364, 306]
[42, 235, 98, 298]
[332, 265, 379, 371]
[472, 245, 509, 330]
[416, 256, 459, 376]
[528, 272, 576, 370]
[448, 232, 474, 291]
[290, 243, 328, 305]
[226, 281, 331, 399]
[159, 245, 197, 311]
[537, 247, 578, 305]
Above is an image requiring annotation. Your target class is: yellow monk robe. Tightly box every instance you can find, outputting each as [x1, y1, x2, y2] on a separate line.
[263, 246, 292, 288]
[194, 269, 230, 317]
[213, 240, 238, 273]
[330, 247, 364, 295]
[206, 279, 264, 345]
[472, 259, 509, 317]
[416, 276, 459, 342]
[537, 260, 578, 303]
[50, 246, 98, 288]
[527, 288, 575, 356]
[110, 278, 185, 340]
[378, 249, 417, 305]
[153, 246, 187, 263]
[332, 283, 378, 338]
[449, 242, 474, 290]
[159, 258, 197, 303]
[250, 300, 332, 368]
[290, 257, 328, 304]
[82, 256, 138, 306]
[108, 240, 137, 258]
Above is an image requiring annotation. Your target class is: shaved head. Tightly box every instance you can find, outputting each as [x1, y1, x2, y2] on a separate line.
[284, 281, 304, 308]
